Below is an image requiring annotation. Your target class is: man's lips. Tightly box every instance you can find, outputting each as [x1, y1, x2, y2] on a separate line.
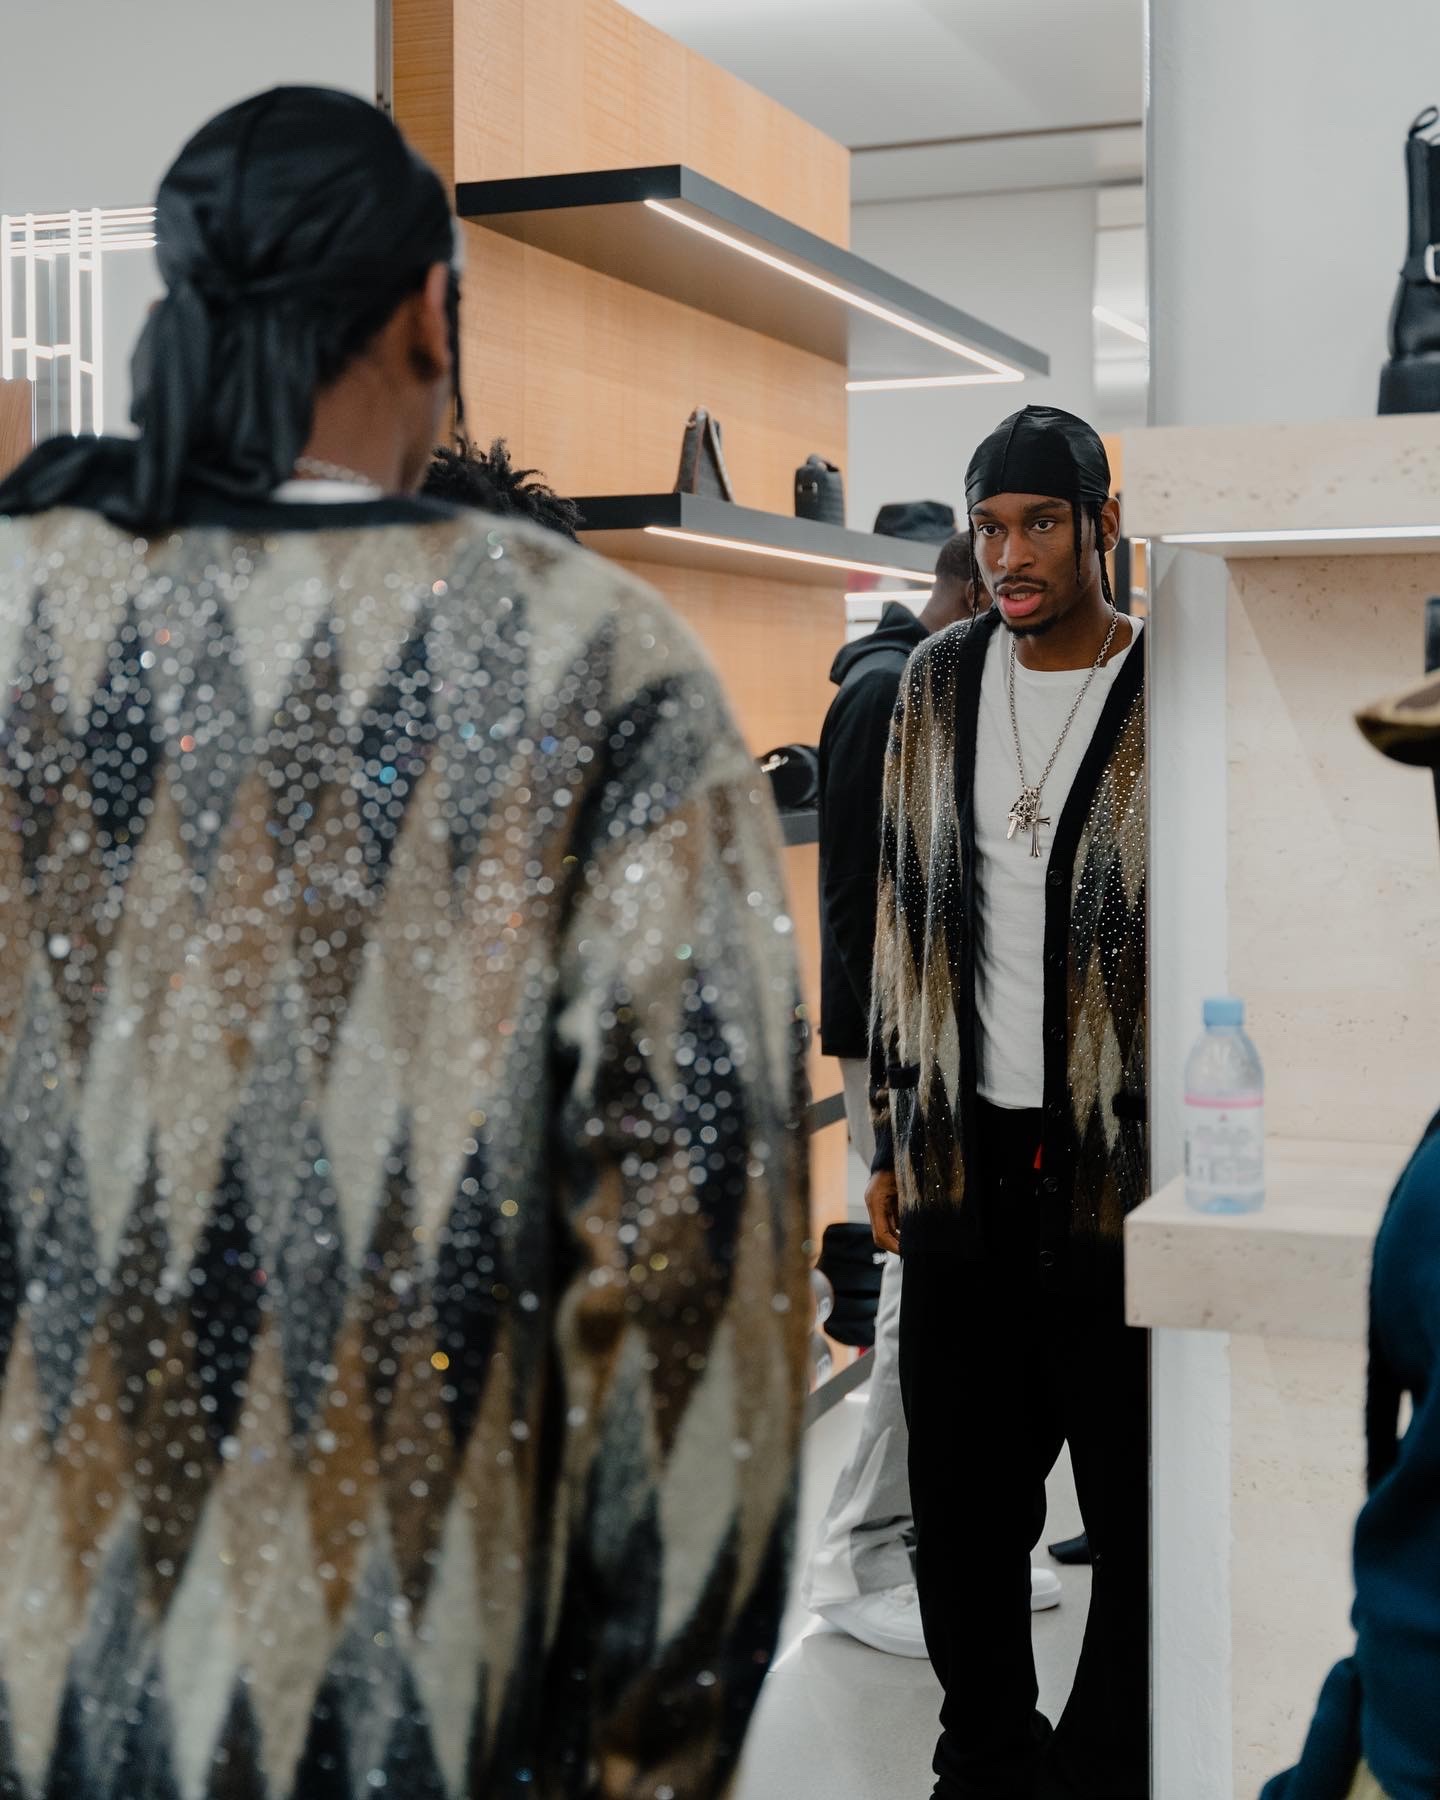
[999, 588, 1044, 617]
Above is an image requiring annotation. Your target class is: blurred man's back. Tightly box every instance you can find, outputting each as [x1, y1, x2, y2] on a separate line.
[0, 88, 808, 1800]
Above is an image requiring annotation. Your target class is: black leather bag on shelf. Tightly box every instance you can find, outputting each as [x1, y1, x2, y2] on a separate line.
[815, 1223, 886, 1348]
[674, 407, 736, 501]
[795, 454, 846, 526]
[758, 743, 819, 814]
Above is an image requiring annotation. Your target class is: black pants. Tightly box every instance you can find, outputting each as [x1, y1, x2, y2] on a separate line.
[898, 1103, 1150, 1800]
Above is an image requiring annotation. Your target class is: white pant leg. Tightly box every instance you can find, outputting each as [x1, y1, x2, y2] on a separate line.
[803, 1060, 913, 1608]
[840, 1056, 875, 1223]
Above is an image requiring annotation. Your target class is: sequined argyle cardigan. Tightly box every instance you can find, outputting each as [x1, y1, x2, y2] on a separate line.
[869, 607, 1147, 1281]
[0, 489, 810, 1800]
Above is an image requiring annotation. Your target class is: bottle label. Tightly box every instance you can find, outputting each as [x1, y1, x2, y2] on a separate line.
[1184, 1095, 1264, 1202]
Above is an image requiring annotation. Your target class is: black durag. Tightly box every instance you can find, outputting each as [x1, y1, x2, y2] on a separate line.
[964, 404, 1111, 514]
[0, 86, 458, 528]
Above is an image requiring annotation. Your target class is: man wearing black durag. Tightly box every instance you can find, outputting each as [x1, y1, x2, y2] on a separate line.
[867, 406, 1148, 1798]
[0, 89, 809, 1800]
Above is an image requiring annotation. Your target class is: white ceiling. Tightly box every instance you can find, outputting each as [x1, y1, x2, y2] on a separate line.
[622, 0, 1144, 153]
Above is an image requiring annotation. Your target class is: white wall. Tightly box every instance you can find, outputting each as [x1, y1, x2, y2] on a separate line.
[846, 186, 1098, 532]
[1152, 0, 1440, 426]
[0, 1, 376, 214]
[0, 0, 376, 432]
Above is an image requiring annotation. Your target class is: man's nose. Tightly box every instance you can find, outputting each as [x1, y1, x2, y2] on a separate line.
[998, 531, 1034, 572]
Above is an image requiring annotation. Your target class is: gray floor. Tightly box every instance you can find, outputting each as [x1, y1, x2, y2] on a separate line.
[734, 1380, 1091, 1800]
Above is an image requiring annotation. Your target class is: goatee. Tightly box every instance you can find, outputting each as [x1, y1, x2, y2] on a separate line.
[1003, 615, 1059, 640]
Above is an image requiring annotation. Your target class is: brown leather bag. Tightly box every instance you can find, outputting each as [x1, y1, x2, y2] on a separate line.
[674, 408, 736, 501]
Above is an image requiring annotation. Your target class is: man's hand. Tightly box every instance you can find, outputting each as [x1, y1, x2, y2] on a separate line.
[865, 1169, 901, 1255]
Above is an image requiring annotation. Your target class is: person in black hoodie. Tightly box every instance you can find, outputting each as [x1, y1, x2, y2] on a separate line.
[1261, 672, 1440, 1800]
[804, 537, 1063, 1655]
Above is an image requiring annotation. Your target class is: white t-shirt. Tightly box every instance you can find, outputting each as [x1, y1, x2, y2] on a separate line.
[973, 616, 1142, 1110]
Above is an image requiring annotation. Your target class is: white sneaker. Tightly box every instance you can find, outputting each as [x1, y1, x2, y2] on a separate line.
[1031, 1567, 1063, 1611]
[815, 1581, 928, 1658]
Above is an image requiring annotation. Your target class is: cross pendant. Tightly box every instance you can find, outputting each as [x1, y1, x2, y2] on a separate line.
[1007, 788, 1051, 859]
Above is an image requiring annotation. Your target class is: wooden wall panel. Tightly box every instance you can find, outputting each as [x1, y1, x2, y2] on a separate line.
[460, 229, 846, 514]
[452, 0, 850, 243]
[0, 381, 33, 483]
[392, 0, 455, 184]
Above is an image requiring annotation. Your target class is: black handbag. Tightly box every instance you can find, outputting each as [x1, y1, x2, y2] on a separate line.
[758, 744, 819, 813]
[795, 454, 845, 526]
[815, 1223, 886, 1348]
[674, 408, 736, 501]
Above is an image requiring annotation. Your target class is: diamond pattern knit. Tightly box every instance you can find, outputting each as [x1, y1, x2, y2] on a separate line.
[0, 498, 810, 1800]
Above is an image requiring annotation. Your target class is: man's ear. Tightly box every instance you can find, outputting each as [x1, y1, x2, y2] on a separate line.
[1100, 495, 1122, 556]
[411, 261, 453, 381]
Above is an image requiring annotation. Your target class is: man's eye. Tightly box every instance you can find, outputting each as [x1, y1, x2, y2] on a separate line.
[980, 524, 1001, 537]
[1034, 518, 1057, 532]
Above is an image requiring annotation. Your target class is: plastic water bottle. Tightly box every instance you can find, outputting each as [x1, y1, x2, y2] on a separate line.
[1184, 997, 1265, 1213]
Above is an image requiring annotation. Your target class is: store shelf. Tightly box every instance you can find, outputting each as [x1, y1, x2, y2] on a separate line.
[1124, 1138, 1407, 1341]
[1123, 416, 1440, 557]
[456, 164, 1048, 385]
[574, 492, 938, 587]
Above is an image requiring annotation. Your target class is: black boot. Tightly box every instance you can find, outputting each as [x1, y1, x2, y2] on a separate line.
[1379, 106, 1440, 414]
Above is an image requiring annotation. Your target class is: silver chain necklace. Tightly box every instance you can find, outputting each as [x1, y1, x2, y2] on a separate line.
[291, 455, 382, 490]
[1005, 610, 1123, 858]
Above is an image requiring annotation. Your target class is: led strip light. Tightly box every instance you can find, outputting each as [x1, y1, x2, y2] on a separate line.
[1161, 525, 1440, 547]
[642, 525, 934, 584]
[847, 372, 1024, 393]
[643, 198, 1028, 385]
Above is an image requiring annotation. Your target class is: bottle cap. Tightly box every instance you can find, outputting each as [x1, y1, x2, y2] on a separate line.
[1204, 996, 1244, 1028]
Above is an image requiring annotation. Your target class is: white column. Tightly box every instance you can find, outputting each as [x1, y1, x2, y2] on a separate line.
[1147, 4, 1440, 1795]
